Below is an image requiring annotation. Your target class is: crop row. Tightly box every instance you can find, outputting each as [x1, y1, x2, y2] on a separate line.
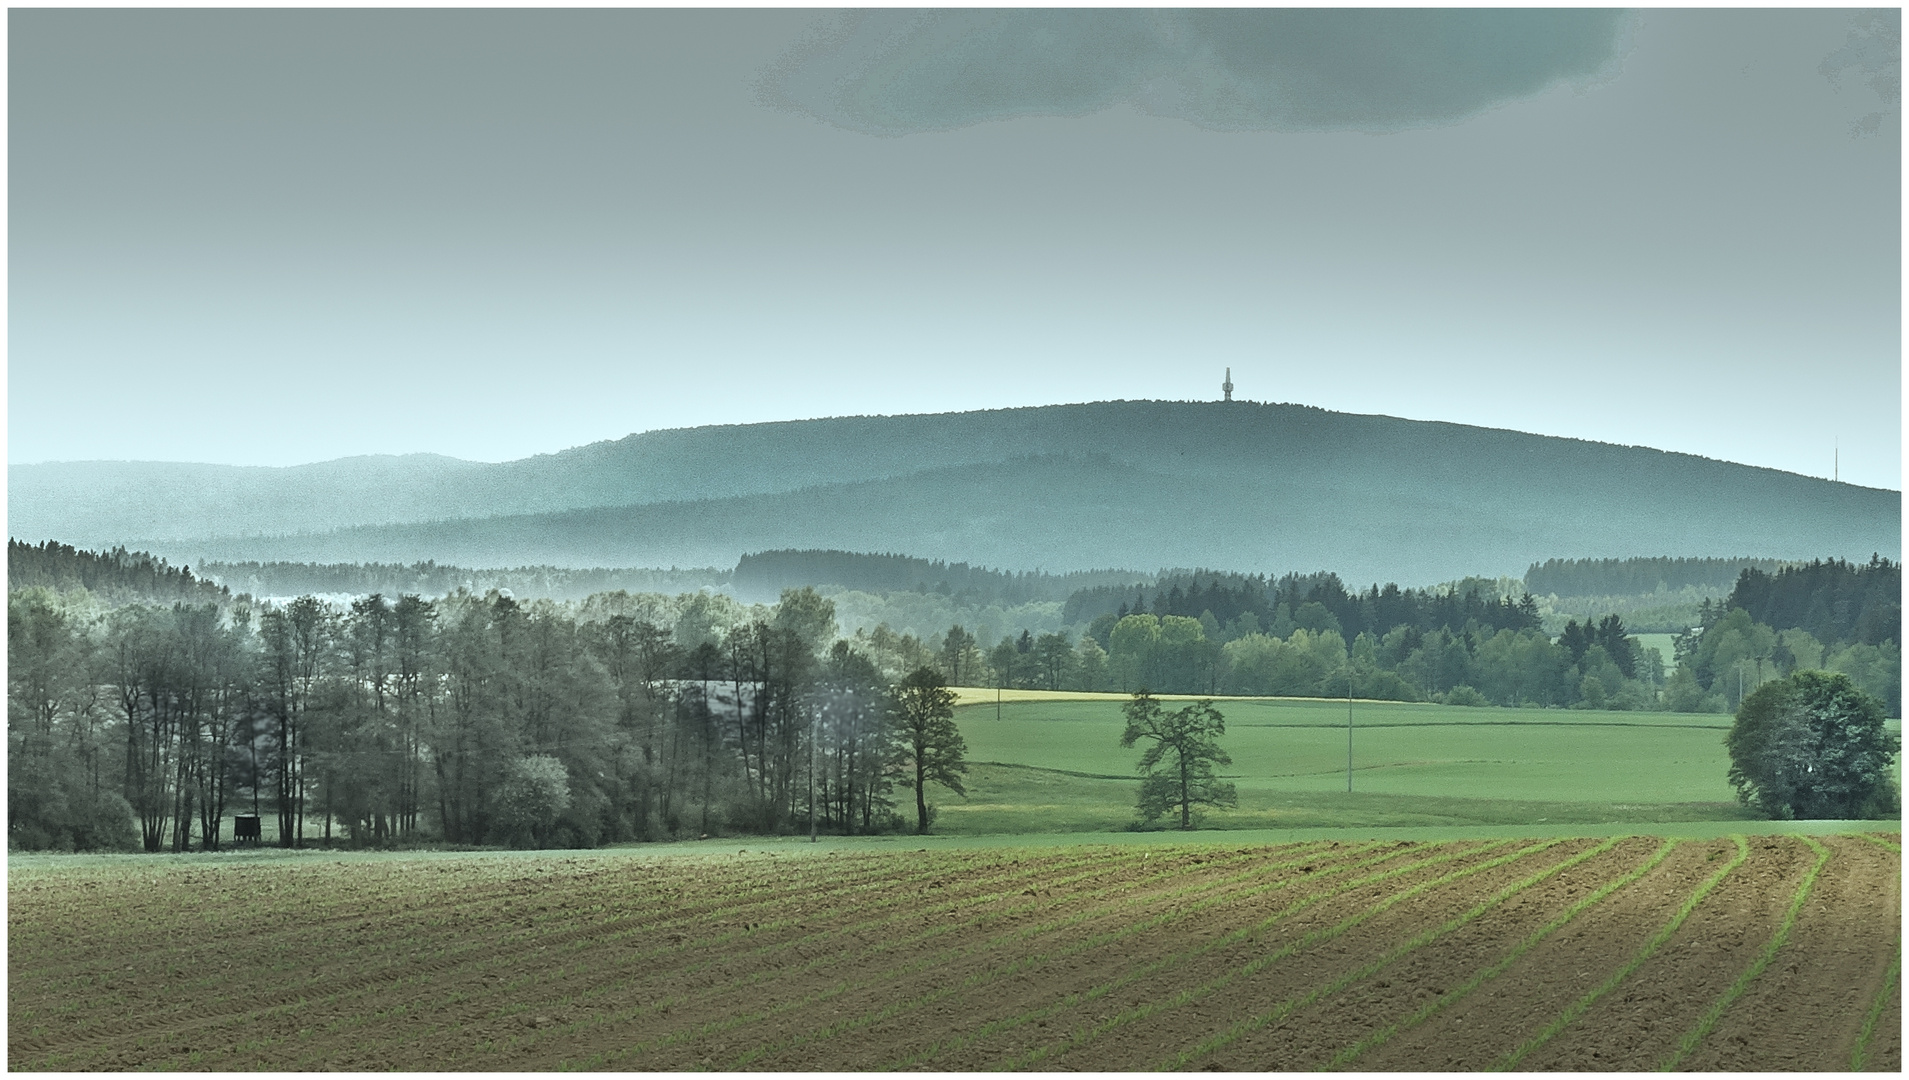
[8, 834, 1898, 1071]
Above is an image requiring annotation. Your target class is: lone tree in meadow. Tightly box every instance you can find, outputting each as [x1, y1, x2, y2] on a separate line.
[1726, 670, 1900, 820]
[1121, 690, 1236, 829]
[891, 666, 968, 834]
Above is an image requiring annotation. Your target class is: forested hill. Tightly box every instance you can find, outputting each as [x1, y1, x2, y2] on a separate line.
[11, 401, 1899, 586]
[8, 540, 229, 607]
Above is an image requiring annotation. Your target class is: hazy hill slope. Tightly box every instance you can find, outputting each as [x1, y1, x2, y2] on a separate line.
[18, 400, 1898, 549]
[134, 447, 1899, 587]
[14, 401, 1898, 583]
[7, 454, 493, 542]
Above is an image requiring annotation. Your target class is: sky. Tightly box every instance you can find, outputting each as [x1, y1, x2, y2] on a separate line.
[9, 8, 1902, 489]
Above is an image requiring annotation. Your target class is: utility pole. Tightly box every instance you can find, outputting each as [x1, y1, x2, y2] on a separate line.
[809, 700, 818, 843]
[1347, 668, 1354, 793]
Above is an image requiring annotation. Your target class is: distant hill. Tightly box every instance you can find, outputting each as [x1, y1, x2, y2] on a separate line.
[11, 401, 1899, 585]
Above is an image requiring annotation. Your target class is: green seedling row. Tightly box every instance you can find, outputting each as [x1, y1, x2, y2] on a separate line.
[562, 844, 1353, 1069]
[725, 843, 1387, 1068]
[1167, 836, 1629, 1070]
[1324, 837, 1679, 1070]
[883, 842, 1446, 1070]
[24, 848, 1013, 1068]
[1851, 941, 1901, 1070]
[1002, 840, 1552, 1069]
[1657, 836, 1832, 1070]
[508, 847, 1213, 1060]
[347, 846, 1171, 1065]
[1494, 835, 1751, 1070]
[22, 850, 913, 1049]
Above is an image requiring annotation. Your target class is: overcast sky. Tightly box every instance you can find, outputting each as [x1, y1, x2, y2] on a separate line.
[9, 9, 1901, 488]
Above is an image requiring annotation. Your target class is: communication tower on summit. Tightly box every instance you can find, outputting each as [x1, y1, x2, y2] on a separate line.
[1222, 368, 1234, 402]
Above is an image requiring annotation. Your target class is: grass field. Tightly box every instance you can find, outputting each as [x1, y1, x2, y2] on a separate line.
[938, 694, 1804, 834]
[1634, 631, 1680, 673]
[9, 834, 1898, 1070]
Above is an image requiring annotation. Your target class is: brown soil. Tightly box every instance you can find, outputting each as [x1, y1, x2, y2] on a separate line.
[8, 834, 1898, 1072]
[1680, 836, 1902, 1071]
[1355, 835, 1736, 1070]
[1194, 836, 1666, 1071]
[1859, 966, 1903, 1071]
[1520, 834, 1818, 1070]
[1045, 838, 1598, 1072]
[764, 839, 1511, 1071]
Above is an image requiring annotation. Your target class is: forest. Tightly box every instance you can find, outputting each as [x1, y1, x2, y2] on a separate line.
[1523, 556, 1795, 597]
[8, 542, 1900, 852]
[9, 577, 919, 853]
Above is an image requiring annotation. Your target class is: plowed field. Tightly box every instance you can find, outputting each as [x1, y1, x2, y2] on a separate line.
[9, 834, 1898, 1071]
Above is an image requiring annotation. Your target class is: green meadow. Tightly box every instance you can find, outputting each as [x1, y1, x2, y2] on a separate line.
[1633, 631, 1678, 672]
[936, 696, 1899, 835]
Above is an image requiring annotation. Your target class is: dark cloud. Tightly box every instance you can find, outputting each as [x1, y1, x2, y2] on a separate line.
[760, 9, 1636, 135]
[1819, 8, 1900, 137]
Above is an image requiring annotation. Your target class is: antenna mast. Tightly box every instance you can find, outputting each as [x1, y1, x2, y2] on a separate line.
[1222, 367, 1234, 402]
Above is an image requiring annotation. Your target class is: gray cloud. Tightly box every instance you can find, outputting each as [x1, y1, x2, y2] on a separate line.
[760, 9, 1636, 135]
[1819, 8, 1900, 137]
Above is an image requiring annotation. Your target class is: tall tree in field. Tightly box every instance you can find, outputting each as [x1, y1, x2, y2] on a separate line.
[891, 666, 966, 834]
[1120, 690, 1236, 830]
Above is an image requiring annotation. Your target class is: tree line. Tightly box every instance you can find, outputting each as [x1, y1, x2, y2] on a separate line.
[200, 559, 726, 604]
[1524, 556, 1792, 598]
[1069, 571, 1541, 643]
[9, 582, 974, 853]
[1721, 556, 1899, 648]
[13, 543, 1897, 851]
[10, 540, 230, 607]
[1668, 560, 1901, 717]
[733, 549, 1145, 606]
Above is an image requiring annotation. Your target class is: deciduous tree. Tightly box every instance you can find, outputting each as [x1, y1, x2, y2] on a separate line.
[1120, 690, 1236, 829]
[1726, 670, 1899, 819]
[891, 666, 966, 834]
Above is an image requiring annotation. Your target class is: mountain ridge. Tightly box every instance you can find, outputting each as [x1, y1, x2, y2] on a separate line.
[12, 401, 1897, 586]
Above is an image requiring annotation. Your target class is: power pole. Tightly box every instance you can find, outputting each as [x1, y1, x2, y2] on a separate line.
[809, 701, 818, 843]
[1346, 668, 1354, 793]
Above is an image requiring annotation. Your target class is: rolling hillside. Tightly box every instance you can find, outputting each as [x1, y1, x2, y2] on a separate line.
[11, 401, 1898, 585]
